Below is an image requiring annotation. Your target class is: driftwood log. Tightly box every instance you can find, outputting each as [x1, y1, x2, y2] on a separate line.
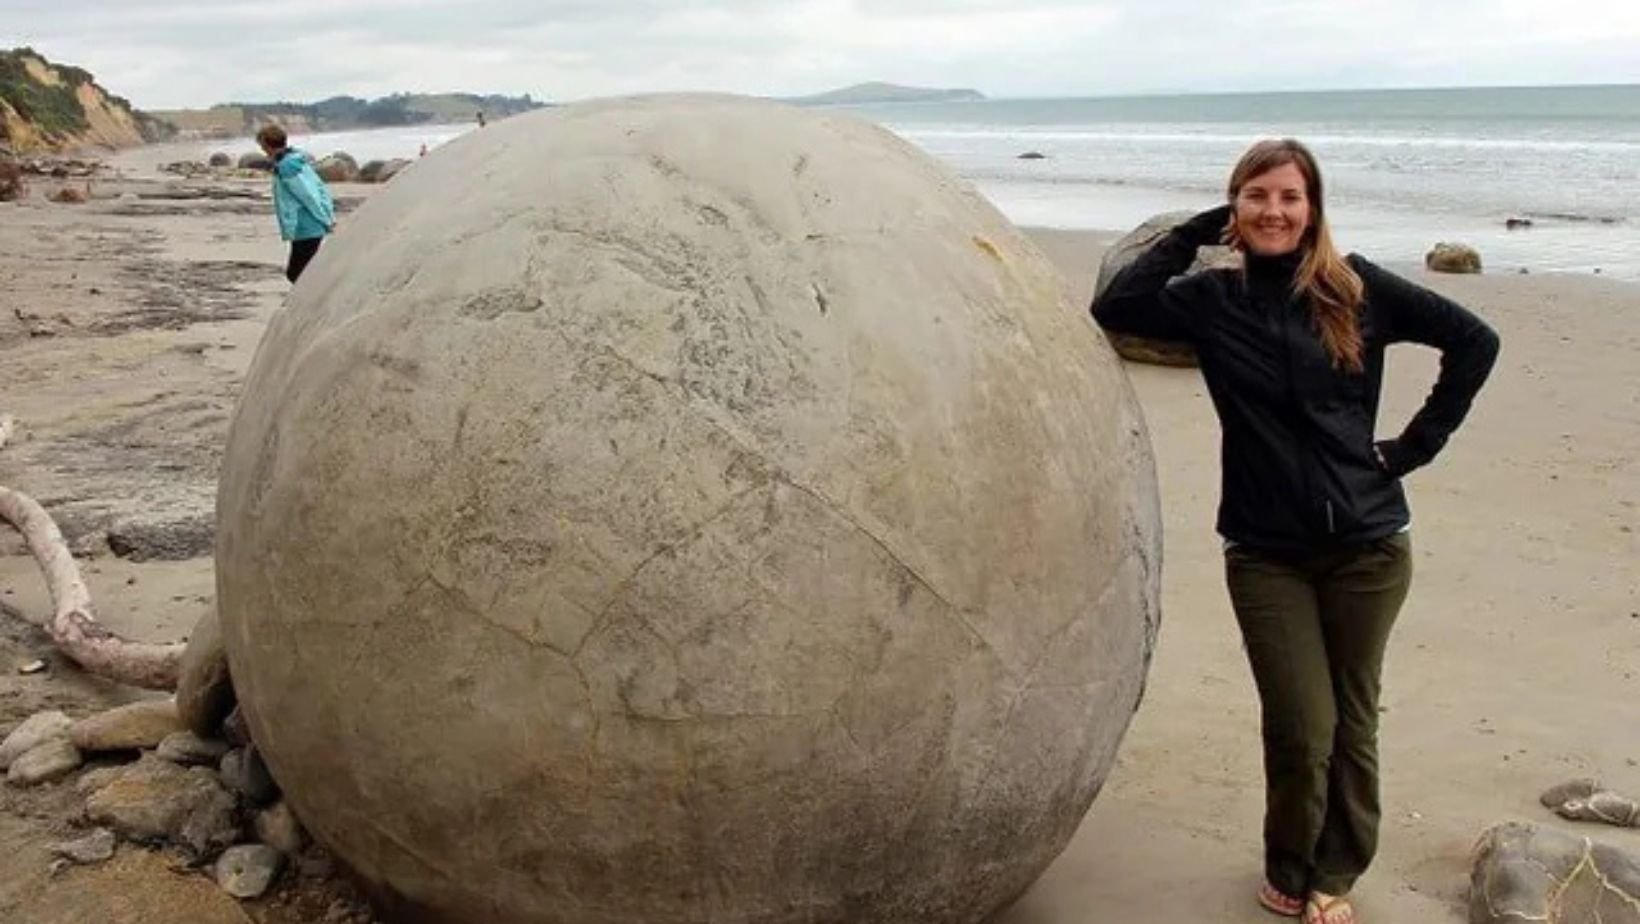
[0, 414, 182, 689]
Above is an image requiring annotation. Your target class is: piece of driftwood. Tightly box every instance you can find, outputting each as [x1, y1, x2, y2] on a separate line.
[0, 414, 182, 689]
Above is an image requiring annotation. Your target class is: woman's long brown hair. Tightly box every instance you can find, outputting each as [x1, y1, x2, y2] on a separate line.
[1228, 139, 1366, 372]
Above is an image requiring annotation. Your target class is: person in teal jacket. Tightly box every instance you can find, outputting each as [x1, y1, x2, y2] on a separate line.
[255, 123, 334, 282]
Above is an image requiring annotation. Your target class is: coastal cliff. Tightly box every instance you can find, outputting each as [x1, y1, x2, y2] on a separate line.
[0, 48, 172, 153]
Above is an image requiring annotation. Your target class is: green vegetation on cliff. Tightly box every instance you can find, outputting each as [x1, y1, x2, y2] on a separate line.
[0, 47, 91, 137]
[0, 46, 173, 150]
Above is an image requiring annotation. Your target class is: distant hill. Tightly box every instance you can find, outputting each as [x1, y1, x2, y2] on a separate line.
[785, 82, 986, 105]
[153, 92, 546, 139]
[0, 47, 173, 153]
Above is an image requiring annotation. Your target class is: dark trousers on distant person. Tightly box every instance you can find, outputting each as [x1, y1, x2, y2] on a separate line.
[1224, 532, 1413, 898]
[286, 236, 322, 283]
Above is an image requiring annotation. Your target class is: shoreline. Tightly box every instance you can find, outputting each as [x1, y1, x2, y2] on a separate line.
[86, 106, 1640, 280]
[2, 167, 1637, 923]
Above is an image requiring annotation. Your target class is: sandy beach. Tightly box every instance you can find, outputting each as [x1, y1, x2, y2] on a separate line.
[2, 151, 1637, 922]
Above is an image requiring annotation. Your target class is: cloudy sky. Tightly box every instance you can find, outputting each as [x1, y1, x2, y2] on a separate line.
[6, 0, 1638, 108]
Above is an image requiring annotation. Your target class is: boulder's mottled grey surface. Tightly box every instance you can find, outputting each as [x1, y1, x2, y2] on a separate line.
[217, 94, 1162, 924]
[70, 698, 184, 752]
[1090, 210, 1242, 368]
[0, 709, 73, 770]
[177, 606, 235, 738]
[1470, 822, 1640, 924]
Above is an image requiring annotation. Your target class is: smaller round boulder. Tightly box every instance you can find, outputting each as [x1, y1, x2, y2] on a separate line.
[1426, 241, 1482, 274]
[358, 158, 410, 183]
[1091, 210, 1242, 367]
[237, 152, 273, 171]
[315, 152, 359, 183]
[208, 152, 233, 168]
[0, 157, 24, 202]
[176, 606, 235, 737]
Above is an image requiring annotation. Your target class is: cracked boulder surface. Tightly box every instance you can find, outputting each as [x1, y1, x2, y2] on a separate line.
[1470, 822, 1640, 924]
[1088, 211, 1242, 368]
[216, 94, 1163, 924]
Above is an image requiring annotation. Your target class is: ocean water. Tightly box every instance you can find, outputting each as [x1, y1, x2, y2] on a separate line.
[185, 85, 1640, 279]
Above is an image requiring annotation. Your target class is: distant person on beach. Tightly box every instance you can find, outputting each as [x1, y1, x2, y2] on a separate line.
[255, 123, 334, 283]
[1093, 139, 1499, 924]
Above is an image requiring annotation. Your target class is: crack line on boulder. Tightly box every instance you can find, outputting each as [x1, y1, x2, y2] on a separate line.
[570, 479, 770, 660]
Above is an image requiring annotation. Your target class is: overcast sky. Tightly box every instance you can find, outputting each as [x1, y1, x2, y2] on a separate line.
[6, 0, 1638, 109]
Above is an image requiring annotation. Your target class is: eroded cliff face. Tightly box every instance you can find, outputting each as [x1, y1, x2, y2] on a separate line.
[0, 49, 164, 153]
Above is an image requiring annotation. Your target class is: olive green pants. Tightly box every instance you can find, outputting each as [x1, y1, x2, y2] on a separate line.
[1224, 533, 1413, 897]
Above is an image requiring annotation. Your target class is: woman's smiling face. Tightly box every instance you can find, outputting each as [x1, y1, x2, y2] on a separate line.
[1233, 161, 1312, 256]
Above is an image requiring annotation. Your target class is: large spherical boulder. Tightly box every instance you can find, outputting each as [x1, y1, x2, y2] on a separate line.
[217, 94, 1161, 924]
[1091, 210, 1242, 367]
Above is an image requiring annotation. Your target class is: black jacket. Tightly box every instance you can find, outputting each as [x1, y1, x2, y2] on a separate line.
[1093, 206, 1500, 552]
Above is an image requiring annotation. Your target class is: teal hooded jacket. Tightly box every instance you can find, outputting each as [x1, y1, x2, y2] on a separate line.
[272, 148, 334, 241]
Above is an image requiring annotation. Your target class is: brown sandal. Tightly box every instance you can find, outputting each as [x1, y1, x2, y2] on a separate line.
[1257, 881, 1304, 917]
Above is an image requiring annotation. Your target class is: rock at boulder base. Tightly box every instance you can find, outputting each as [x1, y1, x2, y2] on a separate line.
[83, 754, 240, 857]
[176, 606, 235, 737]
[219, 747, 278, 804]
[216, 93, 1162, 924]
[254, 801, 308, 854]
[71, 699, 185, 752]
[215, 844, 284, 899]
[6, 738, 84, 786]
[156, 731, 231, 766]
[0, 709, 73, 769]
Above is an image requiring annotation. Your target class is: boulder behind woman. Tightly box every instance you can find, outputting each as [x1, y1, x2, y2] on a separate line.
[1091, 210, 1241, 367]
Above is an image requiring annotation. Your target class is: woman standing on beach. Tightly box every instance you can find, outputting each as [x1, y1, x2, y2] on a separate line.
[256, 123, 335, 283]
[1092, 139, 1499, 924]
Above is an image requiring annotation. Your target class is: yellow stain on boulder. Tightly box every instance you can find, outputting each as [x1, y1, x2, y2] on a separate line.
[973, 236, 1003, 262]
